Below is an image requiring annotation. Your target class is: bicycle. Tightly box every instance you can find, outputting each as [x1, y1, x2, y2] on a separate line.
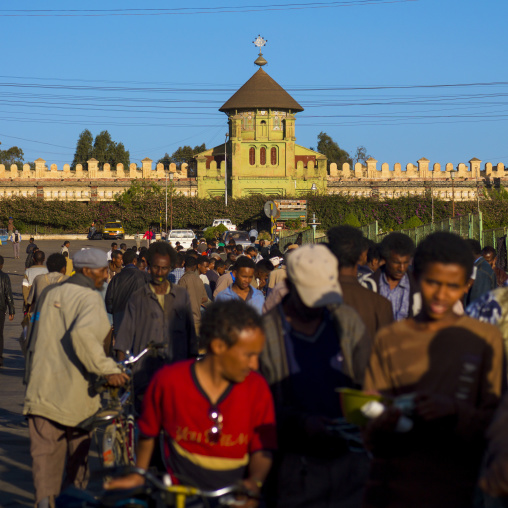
[56, 466, 259, 508]
[79, 342, 167, 469]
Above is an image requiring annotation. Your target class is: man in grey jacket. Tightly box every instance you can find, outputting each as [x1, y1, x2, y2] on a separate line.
[23, 248, 129, 508]
[114, 242, 197, 406]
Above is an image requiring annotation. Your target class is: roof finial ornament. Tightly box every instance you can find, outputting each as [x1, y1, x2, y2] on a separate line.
[253, 35, 268, 67]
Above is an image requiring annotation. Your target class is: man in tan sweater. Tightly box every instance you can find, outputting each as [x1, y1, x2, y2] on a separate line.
[363, 232, 504, 508]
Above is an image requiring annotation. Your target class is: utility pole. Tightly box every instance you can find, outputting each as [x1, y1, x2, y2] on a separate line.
[224, 133, 229, 206]
[451, 170, 455, 217]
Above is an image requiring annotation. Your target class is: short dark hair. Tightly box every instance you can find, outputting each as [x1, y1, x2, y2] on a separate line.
[147, 241, 177, 268]
[62, 251, 69, 258]
[46, 253, 66, 273]
[123, 250, 137, 265]
[379, 233, 415, 260]
[235, 245, 244, 253]
[120, 243, 127, 250]
[250, 236, 256, 243]
[0, 255, 4, 265]
[111, 242, 118, 248]
[327, 225, 364, 268]
[233, 256, 255, 272]
[255, 259, 275, 274]
[413, 232, 473, 280]
[466, 239, 482, 257]
[111, 250, 123, 260]
[215, 259, 225, 269]
[175, 252, 185, 267]
[246, 246, 257, 256]
[63, 241, 70, 247]
[34, 250, 45, 264]
[482, 245, 497, 258]
[184, 256, 198, 269]
[366, 240, 382, 263]
[200, 300, 262, 349]
[197, 256, 209, 266]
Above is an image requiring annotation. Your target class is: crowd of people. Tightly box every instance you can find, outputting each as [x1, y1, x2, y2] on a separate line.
[5, 228, 508, 507]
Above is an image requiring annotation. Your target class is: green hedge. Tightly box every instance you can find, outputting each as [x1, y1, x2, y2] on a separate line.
[1, 193, 507, 234]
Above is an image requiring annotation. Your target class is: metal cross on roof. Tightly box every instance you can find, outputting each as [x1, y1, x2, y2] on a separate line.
[253, 35, 267, 54]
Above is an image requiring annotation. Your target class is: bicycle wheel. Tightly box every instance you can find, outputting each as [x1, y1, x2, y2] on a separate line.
[112, 429, 130, 466]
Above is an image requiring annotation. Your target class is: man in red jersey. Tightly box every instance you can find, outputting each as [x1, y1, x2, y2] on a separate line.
[106, 300, 276, 505]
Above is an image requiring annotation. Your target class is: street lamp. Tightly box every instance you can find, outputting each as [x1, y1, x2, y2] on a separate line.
[451, 170, 456, 218]
[224, 133, 229, 206]
[170, 172, 174, 232]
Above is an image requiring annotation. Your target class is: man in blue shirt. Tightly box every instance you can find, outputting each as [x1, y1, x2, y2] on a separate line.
[215, 256, 264, 314]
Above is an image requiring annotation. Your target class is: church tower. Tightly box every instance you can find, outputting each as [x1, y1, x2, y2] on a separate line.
[195, 37, 327, 199]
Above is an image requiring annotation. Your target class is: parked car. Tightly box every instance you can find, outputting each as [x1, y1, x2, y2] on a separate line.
[212, 219, 237, 231]
[168, 229, 195, 249]
[101, 221, 125, 240]
[222, 230, 252, 249]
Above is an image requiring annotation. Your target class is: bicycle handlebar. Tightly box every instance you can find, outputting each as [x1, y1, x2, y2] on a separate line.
[122, 342, 166, 367]
[99, 466, 255, 499]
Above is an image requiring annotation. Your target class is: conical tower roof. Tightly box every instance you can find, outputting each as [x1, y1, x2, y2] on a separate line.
[219, 68, 303, 113]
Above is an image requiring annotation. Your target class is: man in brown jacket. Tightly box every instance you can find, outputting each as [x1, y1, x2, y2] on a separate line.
[260, 244, 371, 508]
[328, 225, 394, 340]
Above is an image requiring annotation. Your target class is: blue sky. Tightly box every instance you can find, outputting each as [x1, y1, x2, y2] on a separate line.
[2, 0, 508, 169]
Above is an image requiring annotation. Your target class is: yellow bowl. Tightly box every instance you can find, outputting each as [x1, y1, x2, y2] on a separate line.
[336, 388, 384, 426]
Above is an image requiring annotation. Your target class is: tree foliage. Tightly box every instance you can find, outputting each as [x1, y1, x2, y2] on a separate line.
[72, 129, 130, 170]
[0, 143, 25, 168]
[157, 143, 206, 169]
[352, 146, 371, 166]
[317, 132, 352, 167]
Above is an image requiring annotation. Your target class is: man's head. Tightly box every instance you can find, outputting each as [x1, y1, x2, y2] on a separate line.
[232, 256, 256, 291]
[111, 250, 123, 269]
[120, 243, 127, 251]
[327, 225, 365, 269]
[235, 245, 244, 255]
[379, 232, 415, 281]
[215, 259, 226, 275]
[197, 256, 210, 275]
[63, 241, 70, 248]
[245, 246, 257, 259]
[482, 246, 497, 268]
[33, 250, 45, 266]
[465, 239, 482, 260]
[74, 248, 109, 289]
[46, 253, 66, 274]
[286, 244, 342, 311]
[0, 255, 4, 269]
[174, 252, 185, 268]
[29, 238, 35, 244]
[366, 240, 383, 272]
[255, 259, 274, 290]
[147, 241, 177, 285]
[110, 242, 118, 251]
[184, 255, 198, 272]
[200, 300, 265, 383]
[208, 258, 216, 271]
[413, 232, 473, 320]
[122, 249, 137, 266]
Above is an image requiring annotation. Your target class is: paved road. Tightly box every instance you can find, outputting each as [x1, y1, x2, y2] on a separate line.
[0, 239, 138, 507]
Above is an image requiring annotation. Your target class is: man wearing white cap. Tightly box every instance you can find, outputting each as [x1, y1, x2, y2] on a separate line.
[23, 248, 129, 508]
[260, 244, 371, 508]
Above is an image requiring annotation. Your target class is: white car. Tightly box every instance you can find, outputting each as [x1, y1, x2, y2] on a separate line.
[212, 219, 237, 231]
[168, 229, 195, 249]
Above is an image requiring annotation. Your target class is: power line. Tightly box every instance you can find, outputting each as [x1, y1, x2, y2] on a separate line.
[0, 0, 417, 17]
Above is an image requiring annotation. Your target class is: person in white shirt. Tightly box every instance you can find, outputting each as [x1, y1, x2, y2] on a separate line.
[9, 230, 21, 259]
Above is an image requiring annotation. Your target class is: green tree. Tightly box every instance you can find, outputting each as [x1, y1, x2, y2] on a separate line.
[0, 143, 25, 167]
[71, 129, 94, 169]
[72, 130, 130, 170]
[317, 132, 352, 168]
[343, 213, 361, 227]
[157, 143, 206, 169]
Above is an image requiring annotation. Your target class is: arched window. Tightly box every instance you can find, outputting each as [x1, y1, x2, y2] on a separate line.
[260, 120, 267, 137]
[271, 147, 277, 165]
[249, 147, 255, 166]
[260, 147, 266, 165]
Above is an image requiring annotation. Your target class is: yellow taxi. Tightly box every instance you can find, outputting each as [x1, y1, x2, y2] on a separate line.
[101, 221, 125, 240]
